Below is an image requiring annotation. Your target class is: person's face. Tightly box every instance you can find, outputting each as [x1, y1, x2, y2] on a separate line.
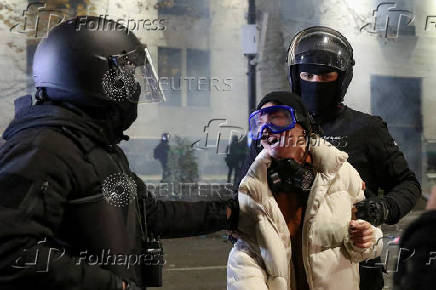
[259, 102, 307, 162]
[299, 71, 338, 82]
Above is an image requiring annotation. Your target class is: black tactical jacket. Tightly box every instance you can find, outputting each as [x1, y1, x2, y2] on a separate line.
[0, 103, 233, 290]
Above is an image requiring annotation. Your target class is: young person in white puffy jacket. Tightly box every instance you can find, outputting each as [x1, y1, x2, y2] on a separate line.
[227, 91, 383, 290]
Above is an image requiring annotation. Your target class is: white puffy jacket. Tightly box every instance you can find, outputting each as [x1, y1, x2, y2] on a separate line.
[227, 138, 383, 290]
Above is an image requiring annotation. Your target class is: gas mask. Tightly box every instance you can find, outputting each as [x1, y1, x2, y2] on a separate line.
[267, 157, 315, 205]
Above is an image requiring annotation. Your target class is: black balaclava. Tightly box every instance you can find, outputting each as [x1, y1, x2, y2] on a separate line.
[297, 64, 342, 121]
[43, 87, 139, 144]
[112, 82, 141, 133]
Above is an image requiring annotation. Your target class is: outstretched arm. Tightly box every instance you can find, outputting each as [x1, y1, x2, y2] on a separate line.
[134, 175, 238, 238]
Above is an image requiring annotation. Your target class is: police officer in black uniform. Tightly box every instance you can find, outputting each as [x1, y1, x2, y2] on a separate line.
[153, 133, 170, 182]
[0, 16, 238, 290]
[236, 26, 421, 290]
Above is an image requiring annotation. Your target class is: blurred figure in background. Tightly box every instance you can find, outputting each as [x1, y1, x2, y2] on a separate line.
[154, 132, 170, 182]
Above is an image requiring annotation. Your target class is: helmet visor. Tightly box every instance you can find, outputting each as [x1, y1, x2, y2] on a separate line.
[100, 47, 166, 104]
[248, 105, 297, 140]
[287, 30, 353, 71]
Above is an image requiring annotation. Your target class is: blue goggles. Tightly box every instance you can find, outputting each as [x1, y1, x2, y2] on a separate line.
[248, 105, 297, 140]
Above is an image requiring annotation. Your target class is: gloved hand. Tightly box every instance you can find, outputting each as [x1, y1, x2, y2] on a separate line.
[122, 279, 142, 290]
[354, 197, 389, 226]
[115, 275, 143, 290]
[225, 198, 239, 231]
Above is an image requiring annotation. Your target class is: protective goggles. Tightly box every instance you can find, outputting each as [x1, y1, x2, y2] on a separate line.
[98, 46, 166, 104]
[248, 105, 297, 140]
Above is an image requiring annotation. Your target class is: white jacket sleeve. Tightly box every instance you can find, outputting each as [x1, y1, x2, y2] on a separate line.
[227, 244, 269, 290]
[342, 164, 384, 262]
[237, 193, 289, 290]
[256, 213, 289, 289]
[230, 150, 291, 290]
[343, 222, 383, 263]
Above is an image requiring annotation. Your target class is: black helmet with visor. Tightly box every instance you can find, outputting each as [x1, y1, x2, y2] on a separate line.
[286, 26, 355, 103]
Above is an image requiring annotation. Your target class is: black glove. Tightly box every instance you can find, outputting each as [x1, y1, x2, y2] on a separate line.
[225, 198, 239, 231]
[125, 280, 142, 290]
[115, 277, 142, 290]
[354, 197, 389, 226]
[267, 158, 315, 203]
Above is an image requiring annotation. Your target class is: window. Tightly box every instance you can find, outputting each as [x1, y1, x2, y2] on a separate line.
[158, 47, 182, 106]
[157, 0, 209, 18]
[187, 48, 210, 107]
[158, 47, 210, 107]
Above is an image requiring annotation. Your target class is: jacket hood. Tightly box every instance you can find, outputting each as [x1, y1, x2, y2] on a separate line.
[2, 103, 114, 145]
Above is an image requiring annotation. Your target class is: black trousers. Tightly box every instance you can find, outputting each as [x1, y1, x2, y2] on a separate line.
[359, 257, 384, 290]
